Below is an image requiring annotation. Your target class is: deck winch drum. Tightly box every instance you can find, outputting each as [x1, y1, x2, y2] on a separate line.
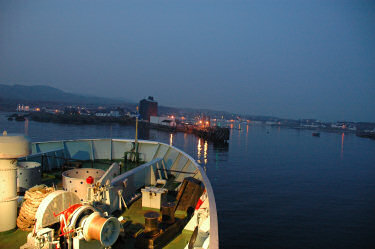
[83, 212, 121, 247]
[62, 168, 105, 201]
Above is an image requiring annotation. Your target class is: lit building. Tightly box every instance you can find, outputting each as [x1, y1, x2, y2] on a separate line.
[17, 104, 30, 112]
[95, 112, 111, 117]
[110, 110, 121, 117]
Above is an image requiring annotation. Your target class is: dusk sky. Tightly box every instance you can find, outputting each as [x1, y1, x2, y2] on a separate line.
[0, 0, 374, 122]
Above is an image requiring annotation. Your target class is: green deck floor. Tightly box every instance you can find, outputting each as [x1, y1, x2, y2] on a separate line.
[163, 230, 193, 249]
[114, 197, 192, 249]
[0, 229, 28, 249]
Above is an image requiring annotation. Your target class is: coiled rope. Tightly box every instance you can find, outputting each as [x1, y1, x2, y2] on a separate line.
[16, 184, 54, 231]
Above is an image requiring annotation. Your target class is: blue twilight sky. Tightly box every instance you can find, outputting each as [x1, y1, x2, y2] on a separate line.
[0, 0, 374, 122]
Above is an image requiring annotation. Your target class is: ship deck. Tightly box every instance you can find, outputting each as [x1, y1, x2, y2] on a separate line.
[1, 160, 195, 249]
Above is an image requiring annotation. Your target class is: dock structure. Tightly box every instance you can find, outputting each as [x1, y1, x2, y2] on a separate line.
[142, 122, 230, 143]
[187, 126, 230, 142]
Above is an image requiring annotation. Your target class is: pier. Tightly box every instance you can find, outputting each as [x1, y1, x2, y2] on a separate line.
[142, 121, 230, 143]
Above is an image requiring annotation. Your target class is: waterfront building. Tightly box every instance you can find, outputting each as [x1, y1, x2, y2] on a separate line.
[110, 110, 121, 117]
[139, 96, 158, 121]
[17, 104, 30, 112]
[150, 116, 176, 127]
[95, 112, 111, 117]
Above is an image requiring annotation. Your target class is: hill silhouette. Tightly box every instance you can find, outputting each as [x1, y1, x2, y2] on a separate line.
[0, 84, 127, 105]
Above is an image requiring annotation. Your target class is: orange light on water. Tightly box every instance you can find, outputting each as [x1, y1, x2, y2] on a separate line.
[197, 138, 202, 161]
[170, 133, 173, 146]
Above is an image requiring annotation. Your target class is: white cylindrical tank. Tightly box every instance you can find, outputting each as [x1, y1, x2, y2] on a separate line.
[17, 161, 42, 193]
[0, 131, 30, 232]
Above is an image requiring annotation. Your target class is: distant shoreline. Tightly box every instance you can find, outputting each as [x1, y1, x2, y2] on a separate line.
[3, 111, 374, 140]
[6, 112, 231, 143]
[28, 112, 134, 126]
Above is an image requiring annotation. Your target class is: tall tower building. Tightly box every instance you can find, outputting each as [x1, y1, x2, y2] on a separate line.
[139, 96, 158, 121]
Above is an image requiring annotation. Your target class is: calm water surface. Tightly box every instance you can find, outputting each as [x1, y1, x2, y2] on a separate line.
[1, 113, 375, 249]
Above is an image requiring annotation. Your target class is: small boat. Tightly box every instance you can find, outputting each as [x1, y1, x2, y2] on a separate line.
[15, 115, 25, 121]
[7, 117, 13, 121]
[312, 132, 320, 137]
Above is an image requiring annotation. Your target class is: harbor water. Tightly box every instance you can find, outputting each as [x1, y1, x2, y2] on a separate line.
[1, 113, 374, 249]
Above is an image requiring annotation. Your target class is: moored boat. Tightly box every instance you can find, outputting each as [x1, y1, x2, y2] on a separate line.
[312, 132, 320, 137]
[15, 115, 26, 121]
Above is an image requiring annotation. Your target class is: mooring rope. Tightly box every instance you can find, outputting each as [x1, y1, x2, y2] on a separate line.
[16, 184, 55, 231]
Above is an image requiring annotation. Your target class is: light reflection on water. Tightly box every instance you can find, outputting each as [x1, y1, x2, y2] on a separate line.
[341, 132, 345, 159]
[203, 140, 208, 165]
[197, 138, 202, 164]
[24, 118, 29, 135]
[169, 133, 173, 146]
